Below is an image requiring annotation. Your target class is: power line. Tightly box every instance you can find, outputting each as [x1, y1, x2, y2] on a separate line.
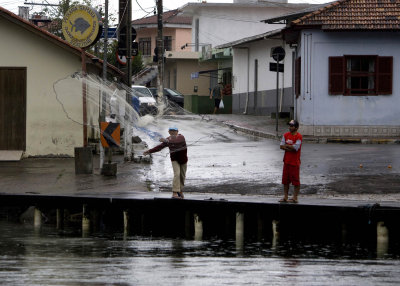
[135, 0, 154, 13]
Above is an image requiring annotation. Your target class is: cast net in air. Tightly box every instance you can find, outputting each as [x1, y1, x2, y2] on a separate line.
[53, 72, 194, 151]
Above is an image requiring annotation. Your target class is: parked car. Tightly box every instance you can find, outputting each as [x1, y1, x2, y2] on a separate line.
[131, 85, 158, 115]
[149, 87, 184, 107]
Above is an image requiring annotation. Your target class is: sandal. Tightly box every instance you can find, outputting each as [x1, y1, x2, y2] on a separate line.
[172, 192, 182, 199]
[279, 198, 288, 203]
[178, 192, 184, 199]
[287, 198, 298, 203]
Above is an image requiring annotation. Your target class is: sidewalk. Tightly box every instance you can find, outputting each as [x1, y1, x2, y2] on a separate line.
[201, 114, 400, 144]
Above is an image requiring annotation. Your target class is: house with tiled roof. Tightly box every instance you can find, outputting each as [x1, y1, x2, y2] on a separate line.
[179, 0, 313, 113]
[132, 9, 192, 64]
[0, 6, 122, 158]
[132, 9, 199, 94]
[282, 0, 400, 138]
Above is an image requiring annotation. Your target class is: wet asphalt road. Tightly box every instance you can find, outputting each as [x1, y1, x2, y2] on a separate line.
[136, 116, 400, 197]
[0, 116, 398, 200]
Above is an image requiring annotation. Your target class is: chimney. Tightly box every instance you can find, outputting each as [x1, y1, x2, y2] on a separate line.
[18, 6, 29, 20]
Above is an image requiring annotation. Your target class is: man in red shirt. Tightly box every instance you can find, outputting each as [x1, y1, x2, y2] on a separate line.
[144, 126, 188, 199]
[279, 120, 302, 203]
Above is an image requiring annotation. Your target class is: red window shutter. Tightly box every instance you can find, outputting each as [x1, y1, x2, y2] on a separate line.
[376, 56, 393, 95]
[295, 57, 301, 98]
[329, 57, 345, 95]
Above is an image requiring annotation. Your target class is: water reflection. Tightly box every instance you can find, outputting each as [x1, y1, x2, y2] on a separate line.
[1, 221, 400, 285]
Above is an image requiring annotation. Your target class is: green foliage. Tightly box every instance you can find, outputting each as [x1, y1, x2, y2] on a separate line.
[132, 52, 144, 75]
[41, 0, 116, 41]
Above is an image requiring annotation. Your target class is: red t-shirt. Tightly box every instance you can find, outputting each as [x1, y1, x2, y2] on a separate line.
[282, 132, 302, 166]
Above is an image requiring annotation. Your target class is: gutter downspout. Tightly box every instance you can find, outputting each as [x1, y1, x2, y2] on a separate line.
[293, 48, 297, 120]
[243, 47, 250, 114]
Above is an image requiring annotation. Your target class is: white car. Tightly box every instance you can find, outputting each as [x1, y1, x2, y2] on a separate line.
[131, 85, 158, 115]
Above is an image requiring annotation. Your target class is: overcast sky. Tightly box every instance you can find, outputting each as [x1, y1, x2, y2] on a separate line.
[2, 0, 330, 22]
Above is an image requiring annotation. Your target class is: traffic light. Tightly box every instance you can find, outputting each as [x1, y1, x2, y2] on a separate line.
[118, 26, 127, 56]
[153, 47, 158, 62]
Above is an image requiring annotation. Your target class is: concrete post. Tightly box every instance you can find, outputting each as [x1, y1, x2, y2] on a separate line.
[377, 221, 389, 258]
[74, 147, 93, 174]
[34, 207, 42, 228]
[272, 220, 280, 249]
[56, 209, 64, 229]
[194, 213, 203, 240]
[82, 204, 90, 235]
[123, 210, 130, 235]
[236, 212, 244, 250]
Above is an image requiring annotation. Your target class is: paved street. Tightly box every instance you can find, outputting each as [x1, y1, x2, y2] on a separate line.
[1, 114, 399, 205]
[139, 115, 400, 201]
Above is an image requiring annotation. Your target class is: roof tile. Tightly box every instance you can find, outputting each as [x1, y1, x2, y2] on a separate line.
[292, 0, 400, 30]
[132, 9, 192, 26]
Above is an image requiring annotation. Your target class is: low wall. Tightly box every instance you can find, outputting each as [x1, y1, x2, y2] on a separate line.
[184, 95, 232, 114]
[232, 87, 293, 115]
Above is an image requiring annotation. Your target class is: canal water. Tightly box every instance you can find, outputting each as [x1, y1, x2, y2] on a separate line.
[1, 221, 400, 285]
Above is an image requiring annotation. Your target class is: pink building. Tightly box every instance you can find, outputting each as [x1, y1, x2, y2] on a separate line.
[132, 9, 192, 63]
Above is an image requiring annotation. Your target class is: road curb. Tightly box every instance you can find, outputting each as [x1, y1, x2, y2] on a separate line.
[223, 123, 279, 140]
[223, 123, 400, 144]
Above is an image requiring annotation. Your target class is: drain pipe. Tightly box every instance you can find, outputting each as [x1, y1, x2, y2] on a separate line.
[243, 47, 250, 114]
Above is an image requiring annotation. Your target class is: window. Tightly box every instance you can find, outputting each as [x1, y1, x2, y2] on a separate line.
[329, 56, 392, 95]
[138, 37, 151, 56]
[164, 36, 172, 51]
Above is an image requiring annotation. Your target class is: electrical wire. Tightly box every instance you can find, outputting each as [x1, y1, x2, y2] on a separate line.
[135, 0, 154, 14]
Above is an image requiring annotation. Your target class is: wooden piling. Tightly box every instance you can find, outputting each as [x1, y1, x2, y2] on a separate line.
[34, 207, 42, 228]
[56, 209, 64, 229]
[194, 213, 203, 240]
[123, 210, 130, 235]
[377, 221, 389, 258]
[82, 204, 90, 235]
[272, 220, 280, 249]
[236, 212, 244, 250]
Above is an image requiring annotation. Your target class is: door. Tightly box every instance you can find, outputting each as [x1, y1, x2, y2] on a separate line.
[0, 67, 26, 150]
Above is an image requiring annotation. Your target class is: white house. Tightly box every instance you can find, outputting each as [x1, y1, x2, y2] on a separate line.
[214, 4, 322, 115]
[0, 6, 122, 158]
[281, 0, 400, 138]
[179, 0, 313, 94]
[216, 29, 294, 115]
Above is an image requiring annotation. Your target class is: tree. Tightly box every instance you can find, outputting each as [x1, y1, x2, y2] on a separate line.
[42, 0, 91, 38]
[132, 52, 144, 75]
[40, 1, 144, 74]
[41, 0, 116, 43]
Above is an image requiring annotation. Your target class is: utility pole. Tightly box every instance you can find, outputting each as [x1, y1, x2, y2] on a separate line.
[100, 0, 109, 170]
[156, 0, 163, 102]
[118, 0, 132, 90]
[126, 0, 132, 90]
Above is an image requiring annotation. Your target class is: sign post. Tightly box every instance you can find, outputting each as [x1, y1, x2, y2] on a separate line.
[62, 5, 102, 174]
[270, 46, 285, 135]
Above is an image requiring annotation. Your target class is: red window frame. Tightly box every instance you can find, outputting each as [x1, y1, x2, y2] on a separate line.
[329, 56, 392, 96]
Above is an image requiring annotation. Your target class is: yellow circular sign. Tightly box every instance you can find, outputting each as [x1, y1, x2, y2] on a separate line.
[62, 5, 101, 48]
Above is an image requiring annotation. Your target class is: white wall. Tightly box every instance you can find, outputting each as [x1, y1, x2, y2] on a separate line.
[232, 39, 293, 94]
[190, 6, 290, 48]
[0, 18, 94, 156]
[231, 39, 294, 114]
[297, 30, 400, 128]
